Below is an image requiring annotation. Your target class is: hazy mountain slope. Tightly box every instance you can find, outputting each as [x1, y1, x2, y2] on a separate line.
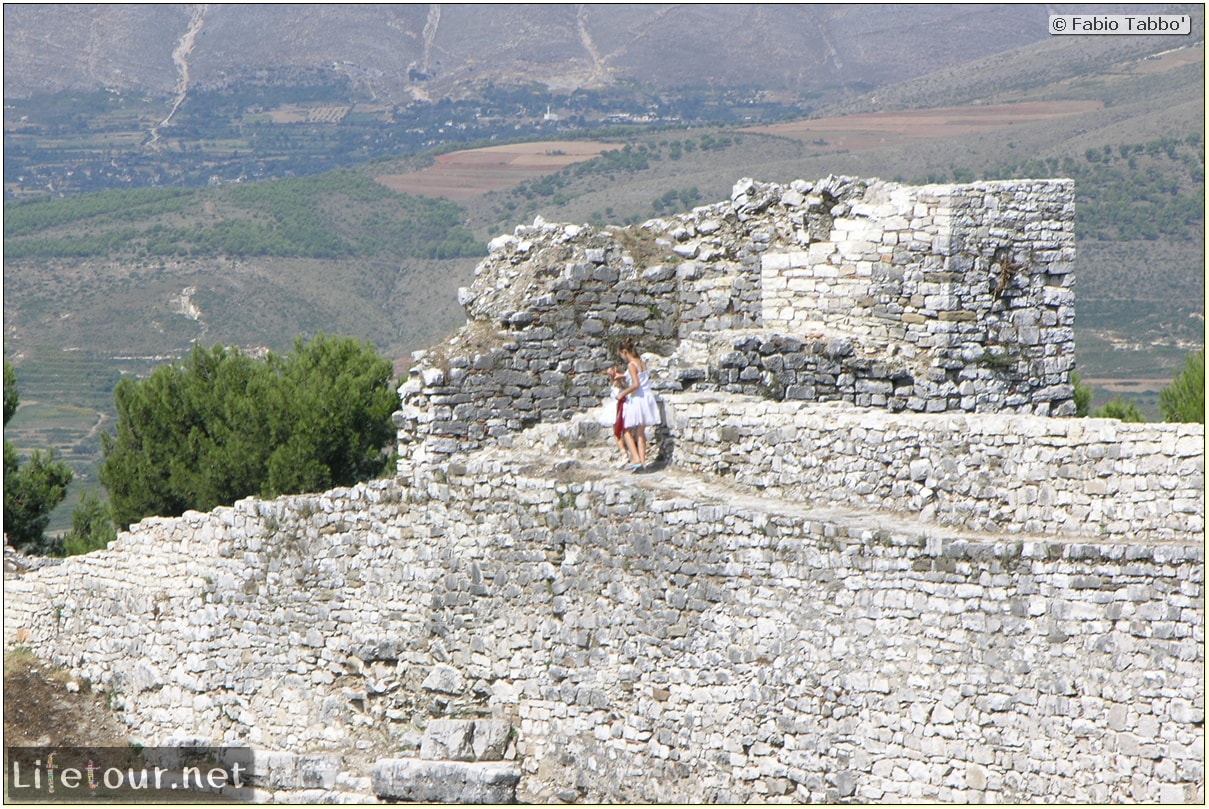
[818, 8, 1203, 114]
[2, 4, 185, 96]
[4, 3, 1171, 104]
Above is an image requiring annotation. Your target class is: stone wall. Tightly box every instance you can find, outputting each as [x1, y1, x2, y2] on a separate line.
[664, 330, 932, 408]
[758, 179, 1075, 413]
[396, 176, 1076, 468]
[4, 425, 1204, 803]
[666, 392, 1205, 542]
[5, 174, 1201, 804]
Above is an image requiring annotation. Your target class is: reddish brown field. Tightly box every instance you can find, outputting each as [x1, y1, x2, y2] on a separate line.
[746, 100, 1105, 151]
[375, 140, 616, 200]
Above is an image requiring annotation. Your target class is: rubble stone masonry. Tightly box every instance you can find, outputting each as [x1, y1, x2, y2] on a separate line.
[4, 433, 1203, 803]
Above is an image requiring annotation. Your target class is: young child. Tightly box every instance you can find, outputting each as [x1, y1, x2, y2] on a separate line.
[604, 366, 637, 467]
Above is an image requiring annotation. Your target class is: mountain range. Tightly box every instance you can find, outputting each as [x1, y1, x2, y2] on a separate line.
[3, 3, 1188, 105]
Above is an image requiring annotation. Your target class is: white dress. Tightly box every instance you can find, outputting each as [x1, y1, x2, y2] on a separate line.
[622, 370, 661, 428]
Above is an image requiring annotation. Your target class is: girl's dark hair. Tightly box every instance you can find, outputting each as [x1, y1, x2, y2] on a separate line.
[619, 337, 637, 356]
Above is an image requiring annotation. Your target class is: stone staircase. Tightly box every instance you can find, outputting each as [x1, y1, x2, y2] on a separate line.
[248, 719, 520, 803]
[372, 719, 520, 803]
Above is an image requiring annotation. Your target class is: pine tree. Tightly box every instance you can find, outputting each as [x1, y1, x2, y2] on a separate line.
[99, 334, 396, 530]
[1093, 397, 1145, 423]
[4, 361, 74, 551]
[61, 489, 117, 556]
[1159, 350, 1205, 424]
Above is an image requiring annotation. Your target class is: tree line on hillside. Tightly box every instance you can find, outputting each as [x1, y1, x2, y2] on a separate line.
[3, 171, 485, 261]
[3, 187, 195, 238]
[499, 135, 737, 226]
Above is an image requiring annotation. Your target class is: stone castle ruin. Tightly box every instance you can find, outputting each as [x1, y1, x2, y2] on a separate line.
[397, 176, 1077, 469]
[5, 177, 1204, 804]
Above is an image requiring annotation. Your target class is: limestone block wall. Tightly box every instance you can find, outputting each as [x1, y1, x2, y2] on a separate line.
[674, 254, 763, 336]
[396, 176, 1075, 466]
[666, 393, 1205, 542]
[4, 445, 1204, 804]
[667, 331, 923, 409]
[759, 179, 1076, 414]
[662, 175, 859, 338]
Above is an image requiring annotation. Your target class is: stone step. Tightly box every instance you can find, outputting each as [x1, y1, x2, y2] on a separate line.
[244, 723, 519, 803]
[371, 759, 521, 804]
[252, 788, 379, 805]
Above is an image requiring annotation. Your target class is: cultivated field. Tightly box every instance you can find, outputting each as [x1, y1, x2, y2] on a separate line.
[746, 100, 1105, 152]
[374, 140, 616, 200]
[265, 105, 353, 124]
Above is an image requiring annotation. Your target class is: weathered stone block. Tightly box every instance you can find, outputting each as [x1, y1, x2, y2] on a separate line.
[422, 663, 465, 695]
[421, 718, 476, 761]
[371, 760, 521, 804]
[615, 304, 649, 323]
[473, 719, 514, 761]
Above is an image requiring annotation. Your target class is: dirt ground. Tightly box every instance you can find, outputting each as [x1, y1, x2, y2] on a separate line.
[4, 649, 131, 748]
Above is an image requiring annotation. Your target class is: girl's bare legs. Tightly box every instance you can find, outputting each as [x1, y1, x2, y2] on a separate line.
[622, 430, 639, 464]
[635, 426, 647, 466]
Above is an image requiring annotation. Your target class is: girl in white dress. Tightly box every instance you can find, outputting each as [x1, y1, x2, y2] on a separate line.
[617, 338, 660, 472]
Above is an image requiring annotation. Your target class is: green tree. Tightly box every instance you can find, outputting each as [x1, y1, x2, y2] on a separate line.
[263, 333, 398, 496]
[99, 334, 396, 529]
[99, 345, 271, 527]
[60, 489, 117, 557]
[1159, 349, 1205, 423]
[4, 361, 18, 424]
[1070, 370, 1093, 417]
[4, 361, 74, 551]
[1093, 397, 1145, 422]
[4, 443, 73, 551]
